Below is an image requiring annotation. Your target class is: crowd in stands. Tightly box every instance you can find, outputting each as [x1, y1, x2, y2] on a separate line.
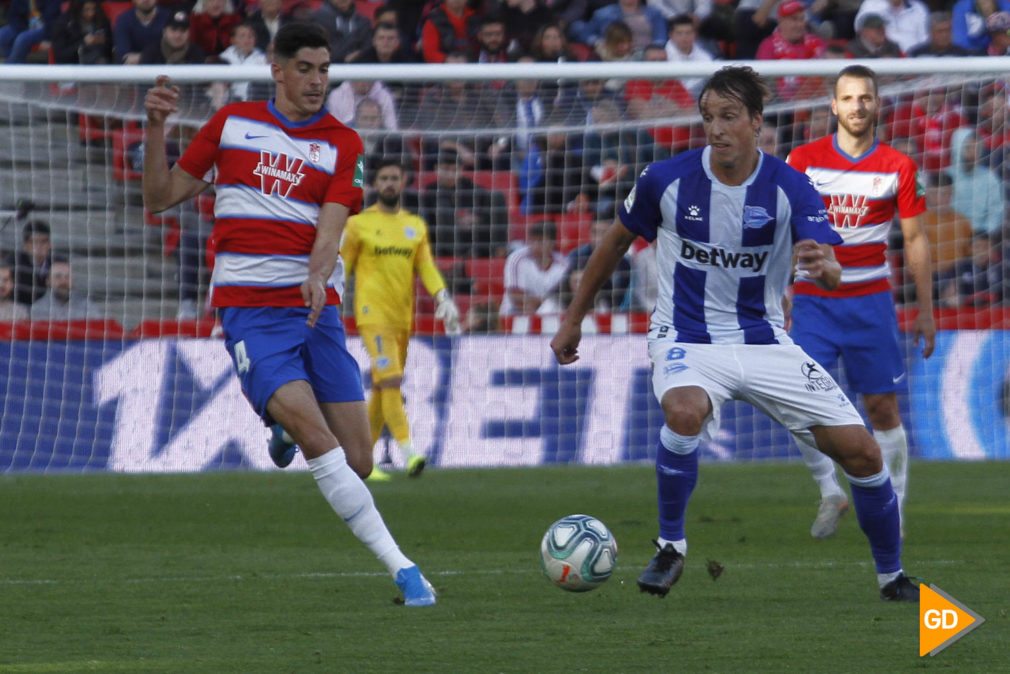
[3, 0, 1010, 329]
[0, 219, 103, 321]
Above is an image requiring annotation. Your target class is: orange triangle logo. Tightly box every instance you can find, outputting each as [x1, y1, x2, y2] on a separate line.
[920, 585, 985, 656]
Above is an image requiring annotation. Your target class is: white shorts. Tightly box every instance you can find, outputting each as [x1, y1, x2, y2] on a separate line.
[647, 339, 865, 444]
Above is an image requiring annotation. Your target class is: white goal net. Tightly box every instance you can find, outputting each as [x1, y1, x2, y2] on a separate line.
[0, 59, 1007, 472]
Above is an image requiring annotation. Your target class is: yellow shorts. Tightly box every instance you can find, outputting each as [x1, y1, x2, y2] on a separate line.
[359, 325, 410, 383]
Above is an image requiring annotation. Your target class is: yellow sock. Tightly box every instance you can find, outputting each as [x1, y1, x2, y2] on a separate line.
[380, 386, 411, 449]
[367, 390, 385, 444]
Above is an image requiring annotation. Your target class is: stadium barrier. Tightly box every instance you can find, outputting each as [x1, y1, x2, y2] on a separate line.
[0, 330, 1005, 473]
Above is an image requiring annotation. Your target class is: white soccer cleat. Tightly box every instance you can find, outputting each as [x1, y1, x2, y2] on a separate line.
[811, 494, 849, 539]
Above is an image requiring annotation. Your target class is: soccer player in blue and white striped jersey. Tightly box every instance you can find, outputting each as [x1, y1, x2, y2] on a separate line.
[551, 65, 918, 603]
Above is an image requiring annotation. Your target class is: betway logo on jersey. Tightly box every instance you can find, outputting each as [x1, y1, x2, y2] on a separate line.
[827, 194, 870, 228]
[373, 245, 412, 258]
[253, 151, 306, 197]
[681, 240, 768, 272]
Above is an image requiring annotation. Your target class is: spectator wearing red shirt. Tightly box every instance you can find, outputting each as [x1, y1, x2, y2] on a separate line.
[190, 0, 242, 59]
[756, 1, 826, 101]
[886, 88, 966, 173]
[624, 43, 695, 153]
[420, 0, 480, 63]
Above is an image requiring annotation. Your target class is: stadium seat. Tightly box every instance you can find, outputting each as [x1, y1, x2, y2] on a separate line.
[356, 0, 382, 21]
[102, 1, 134, 27]
[568, 42, 593, 62]
[145, 211, 182, 256]
[465, 257, 506, 299]
[112, 123, 145, 182]
[416, 169, 521, 227]
[555, 212, 593, 254]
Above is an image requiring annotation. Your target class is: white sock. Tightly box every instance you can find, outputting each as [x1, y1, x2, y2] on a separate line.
[307, 448, 413, 576]
[657, 537, 687, 556]
[878, 570, 903, 588]
[874, 426, 908, 510]
[795, 437, 845, 500]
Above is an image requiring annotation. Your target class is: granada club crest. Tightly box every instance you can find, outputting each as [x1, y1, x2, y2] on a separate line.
[308, 142, 321, 163]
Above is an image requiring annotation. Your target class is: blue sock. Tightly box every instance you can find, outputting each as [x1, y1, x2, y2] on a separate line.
[656, 426, 699, 542]
[847, 470, 902, 574]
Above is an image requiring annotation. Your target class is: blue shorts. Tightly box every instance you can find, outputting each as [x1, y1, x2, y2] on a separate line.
[790, 291, 905, 395]
[221, 305, 364, 422]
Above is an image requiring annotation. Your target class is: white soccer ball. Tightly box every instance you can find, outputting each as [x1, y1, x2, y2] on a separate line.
[540, 514, 618, 592]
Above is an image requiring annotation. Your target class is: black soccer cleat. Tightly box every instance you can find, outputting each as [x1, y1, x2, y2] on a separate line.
[637, 539, 685, 597]
[880, 574, 920, 602]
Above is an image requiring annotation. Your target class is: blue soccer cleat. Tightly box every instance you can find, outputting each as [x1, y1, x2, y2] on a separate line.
[268, 424, 298, 468]
[395, 565, 437, 607]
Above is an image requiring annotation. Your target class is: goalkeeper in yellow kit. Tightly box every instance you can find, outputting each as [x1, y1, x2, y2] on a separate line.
[342, 158, 461, 478]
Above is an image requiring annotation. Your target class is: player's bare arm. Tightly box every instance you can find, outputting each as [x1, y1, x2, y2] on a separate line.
[793, 239, 841, 290]
[302, 202, 350, 328]
[551, 222, 637, 365]
[899, 214, 936, 358]
[142, 76, 210, 213]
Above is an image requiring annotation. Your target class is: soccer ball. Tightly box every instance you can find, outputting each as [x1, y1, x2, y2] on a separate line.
[540, 514, 618, 592]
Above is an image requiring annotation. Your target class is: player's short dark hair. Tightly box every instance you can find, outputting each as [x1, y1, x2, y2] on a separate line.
[232, 20, 256, 37]
[22, 220, 50, 241]
[480, 13, 505, 29]
[373, 21, 397, 33]
[604, 20, 632, 42]
[436, 147, 459, 166]
[699, 65, 769, 118]
[528, 220, 557, 241]
[273, 21, 329, 61]
[836, 64, 879, 97]
[669, 13, 694, 30]
[374, 157, 404, 175]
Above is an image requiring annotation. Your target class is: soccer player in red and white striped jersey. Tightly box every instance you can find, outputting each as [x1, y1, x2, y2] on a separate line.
[787, 65, 936, 540]
[141, 21, 436, 606]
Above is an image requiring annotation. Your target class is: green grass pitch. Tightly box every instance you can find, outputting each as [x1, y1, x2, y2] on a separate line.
[1, 462, 1007, 673]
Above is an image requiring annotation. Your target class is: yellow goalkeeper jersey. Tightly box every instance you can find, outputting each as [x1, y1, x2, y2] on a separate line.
[341, 204, 447, 330]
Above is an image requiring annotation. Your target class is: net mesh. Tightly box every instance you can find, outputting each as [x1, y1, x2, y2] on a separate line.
[0, 65, 1007, 471]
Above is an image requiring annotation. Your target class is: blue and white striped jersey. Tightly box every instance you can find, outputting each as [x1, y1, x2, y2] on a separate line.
[620, 147, 841, 345]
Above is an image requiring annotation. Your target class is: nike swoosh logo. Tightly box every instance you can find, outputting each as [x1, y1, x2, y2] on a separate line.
[892, 373, 906, 384]
[245, 132, 267, 140]
[657, 466, 688, 477]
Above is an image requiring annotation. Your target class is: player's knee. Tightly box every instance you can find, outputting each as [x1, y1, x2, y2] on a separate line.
[293, 425, 340, 460]
[864, 397, 900, 430]
[819, 426, 882, 478]
[661, 388, 710, 436]
[346, 451, 374, 479]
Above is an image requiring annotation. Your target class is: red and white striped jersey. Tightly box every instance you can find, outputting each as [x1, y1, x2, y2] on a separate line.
[176, 100, 364, 307]
[787, 135, 925, 298]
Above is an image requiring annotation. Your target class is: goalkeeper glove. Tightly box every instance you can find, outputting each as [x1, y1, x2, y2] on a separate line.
[434, 289, 462, 336]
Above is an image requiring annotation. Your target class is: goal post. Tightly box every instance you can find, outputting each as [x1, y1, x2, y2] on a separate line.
[0, 58, 1007, 472]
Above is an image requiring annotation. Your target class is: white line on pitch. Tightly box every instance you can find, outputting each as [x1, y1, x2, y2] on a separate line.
[0, 559, 964, 587]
